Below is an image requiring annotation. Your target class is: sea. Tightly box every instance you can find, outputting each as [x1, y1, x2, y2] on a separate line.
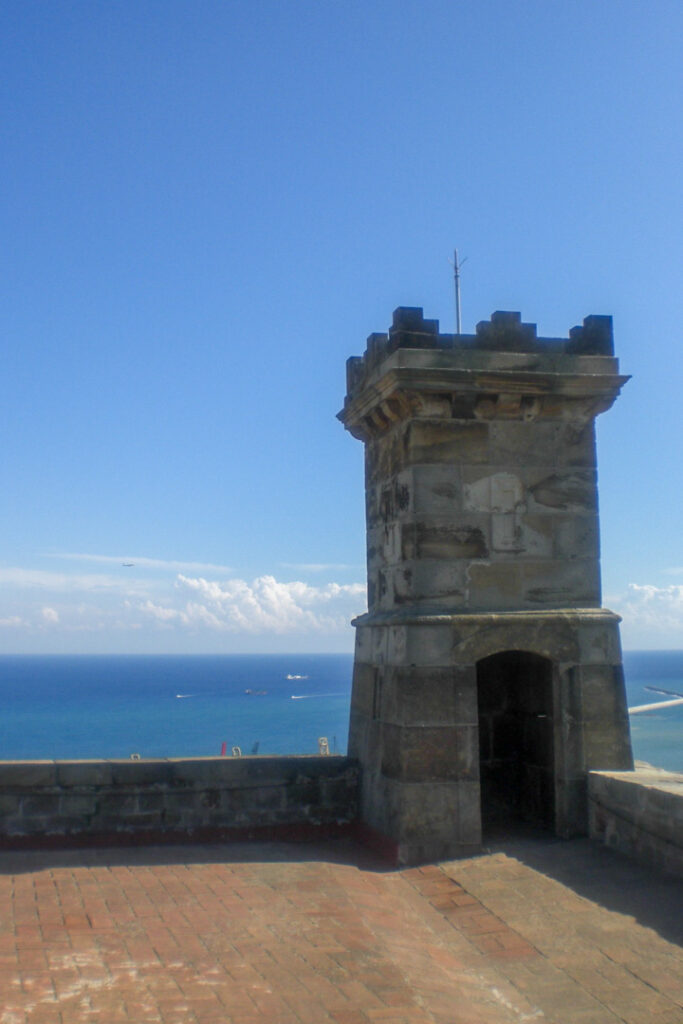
[0, 651, 680, 771]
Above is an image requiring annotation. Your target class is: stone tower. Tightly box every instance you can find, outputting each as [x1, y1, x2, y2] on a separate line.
[339, 308, 633, 866]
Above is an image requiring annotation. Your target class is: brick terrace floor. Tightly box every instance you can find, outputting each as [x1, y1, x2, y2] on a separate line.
[0, 834, 681, 1024]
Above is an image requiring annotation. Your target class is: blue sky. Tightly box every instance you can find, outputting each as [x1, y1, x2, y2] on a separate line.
[1, 0, 681, 653]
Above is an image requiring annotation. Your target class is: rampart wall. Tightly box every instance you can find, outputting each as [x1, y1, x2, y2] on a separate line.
[589, 767, 683, 878]
[0, 755, 359, 848]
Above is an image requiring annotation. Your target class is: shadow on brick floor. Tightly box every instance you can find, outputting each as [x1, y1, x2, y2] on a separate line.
[480, 831, 683, 948]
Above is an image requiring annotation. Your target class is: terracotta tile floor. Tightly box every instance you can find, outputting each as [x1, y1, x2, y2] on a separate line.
[0, 835, 681, 1023]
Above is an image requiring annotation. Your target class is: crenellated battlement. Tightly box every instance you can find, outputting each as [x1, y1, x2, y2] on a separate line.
[345, 307, 616, 400]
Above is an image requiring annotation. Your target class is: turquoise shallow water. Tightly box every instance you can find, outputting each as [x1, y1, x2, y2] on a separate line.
[0, 650, 680, 770]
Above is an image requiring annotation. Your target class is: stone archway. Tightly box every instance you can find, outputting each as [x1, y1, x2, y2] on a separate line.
[477, 651, 555, 832]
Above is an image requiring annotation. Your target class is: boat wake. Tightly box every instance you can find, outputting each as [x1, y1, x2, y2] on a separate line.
[291, 692, 346, 700]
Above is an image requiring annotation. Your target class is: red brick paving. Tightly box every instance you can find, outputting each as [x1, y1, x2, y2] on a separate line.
[0, 837, 681, 1023]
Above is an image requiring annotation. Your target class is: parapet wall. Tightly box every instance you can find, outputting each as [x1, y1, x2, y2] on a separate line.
[589, 766, 683, 878]
[0, 755, 359, 848]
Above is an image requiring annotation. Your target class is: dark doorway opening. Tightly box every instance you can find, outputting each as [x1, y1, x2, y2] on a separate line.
[477, 651, 555, 833]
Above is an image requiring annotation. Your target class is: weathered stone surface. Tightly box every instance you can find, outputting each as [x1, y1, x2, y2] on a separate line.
[0, 762, 57, 787]
[527, 470, 598, 512]
[381, 666, 477, 727]
[411, 464, 463, 514]
[380, 723, 478, 782]
[393, 559, 468, 607]
[589, 767, 683, 877]
[407, 420, 489, 465]
[402, 518, 490, 561]
[0, 756, 359, 840]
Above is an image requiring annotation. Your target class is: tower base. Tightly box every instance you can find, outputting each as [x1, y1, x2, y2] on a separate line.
[349, 608, 633, 866]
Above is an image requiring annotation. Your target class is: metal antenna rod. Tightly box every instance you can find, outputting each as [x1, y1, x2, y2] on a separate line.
[453, 248, 467, 334]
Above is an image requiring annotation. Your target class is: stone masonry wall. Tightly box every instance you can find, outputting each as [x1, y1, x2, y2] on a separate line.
[589, 767, 683, 878]
[0, 755, 359, 846]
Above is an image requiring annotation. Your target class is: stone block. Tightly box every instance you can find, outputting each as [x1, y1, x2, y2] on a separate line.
[451, 613, 580, 665]
[407, 421, 489, 465]
[411, 464, 463, 515]
[58, 793, 99, 818]
[404, 623, 454, 666]
[347, 710, 369, 762]
[95, 791, 139, 818]
[521, 559, 601, 606]
[354, 625, 373, 663]
[109, 760, 172, 787]
[553, 515, 600, 560]
[580, 664, 630, 720]
[488, 421, 597, 468]
[463, 471, 524, 513]
[527, 470, 598, 513]
[557, 710, 585, 778]
[20, 793, 60, 817]
[402, 518, 489, 560]
[392, 779, 481, 845]
[136, 791, 169, 814]
[508, 515, 554, 558]
[371, 626, 388, 664]
[583, 719, 633, 771]
[0, 762, 57, 787]
[0, 793, 22, 816]
[555, 775, 588, 836]
[319, 777, 358, 814]
[56, 760, 114, 787]
[488, 421, 560, 466]
[371, 522, 402, 564]
[376, 472, 412, 521]
[577, 620, 622, 664]
[350, 663, 375, 717]
[380, 723, 477, 782]
[394, 559, 467, 607]
[386, 625, 406, 663]
[381, 666, 476, 727]
[466, 562, 523, 609]
[367, 425, 410, 480]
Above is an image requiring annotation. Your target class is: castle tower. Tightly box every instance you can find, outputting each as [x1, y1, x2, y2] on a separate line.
[339, 308, 633, 866]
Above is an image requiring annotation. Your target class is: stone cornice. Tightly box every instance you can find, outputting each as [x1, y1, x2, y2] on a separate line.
[338, 365, 629, 441]
[351, 607, 622, 627]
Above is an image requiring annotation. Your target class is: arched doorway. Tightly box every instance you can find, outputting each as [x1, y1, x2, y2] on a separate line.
[477, 651, 555, 833]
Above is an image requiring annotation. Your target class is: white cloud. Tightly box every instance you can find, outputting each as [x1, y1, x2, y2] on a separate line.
[48, 553, 233, 573]
[280, 562, 360, 572]
[609, 583, 683, 647]
[135, 574, 367, 635]
[0, 567, 145, 593]
[0, 559, 367, 643]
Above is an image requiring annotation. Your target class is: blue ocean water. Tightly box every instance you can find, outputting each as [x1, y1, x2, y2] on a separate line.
[0, 654, 354, 761]
[621, 651, 683, 771]
[0, 651, 680, 770]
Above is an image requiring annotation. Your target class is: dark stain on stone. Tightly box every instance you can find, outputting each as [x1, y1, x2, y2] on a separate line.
[416, 524, 488, 559]
[395, 484, 410, 511]
[530, 474, 593, 510]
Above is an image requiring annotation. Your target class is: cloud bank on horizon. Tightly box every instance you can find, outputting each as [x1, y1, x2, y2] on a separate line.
[0, 555, 681, 651]
[0, 560, 368, 650]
